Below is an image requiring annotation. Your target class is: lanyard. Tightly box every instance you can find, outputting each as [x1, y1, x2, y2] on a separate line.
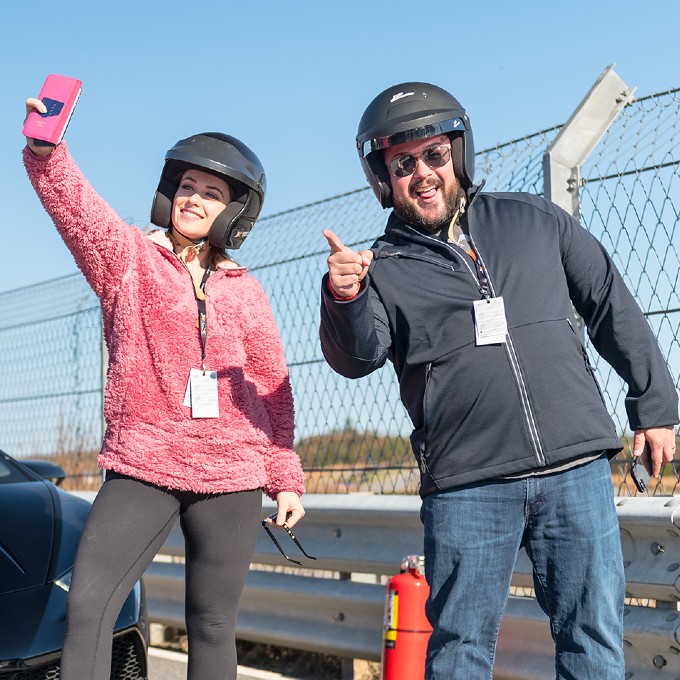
[468, 249, 491, 299]
[449, 204, 491, 300]
[194, 268, 212, 372]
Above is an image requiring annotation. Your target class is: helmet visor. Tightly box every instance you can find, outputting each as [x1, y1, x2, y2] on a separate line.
[359, 117, 467, 158]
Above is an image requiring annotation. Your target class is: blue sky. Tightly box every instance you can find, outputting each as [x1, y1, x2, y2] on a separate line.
[3, 0, 679, 293]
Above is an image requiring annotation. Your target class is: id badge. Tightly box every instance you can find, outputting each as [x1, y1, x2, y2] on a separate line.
[183, 368, 219, 418]
[473, 297, 508, 345]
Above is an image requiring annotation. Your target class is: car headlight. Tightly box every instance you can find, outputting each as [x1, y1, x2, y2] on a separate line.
[54, 568, 73, 592]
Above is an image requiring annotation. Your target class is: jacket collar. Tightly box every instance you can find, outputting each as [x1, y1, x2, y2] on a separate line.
[382, 181, 484, 251]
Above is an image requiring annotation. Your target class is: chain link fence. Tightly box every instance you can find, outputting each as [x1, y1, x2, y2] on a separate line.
[0, 275, 101, 452]
[1, 86, 678, 495]
[578, 88, 680, 495]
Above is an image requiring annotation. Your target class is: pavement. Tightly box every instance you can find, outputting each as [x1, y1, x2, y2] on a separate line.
[148, 647, 300, 680]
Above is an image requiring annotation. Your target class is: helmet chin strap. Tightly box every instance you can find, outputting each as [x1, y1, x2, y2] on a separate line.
[445, 195, 468, 244]
[168, 226, 209, 264]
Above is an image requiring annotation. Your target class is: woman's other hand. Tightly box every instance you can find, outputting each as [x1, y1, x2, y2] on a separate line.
[273, 491, 305, 529]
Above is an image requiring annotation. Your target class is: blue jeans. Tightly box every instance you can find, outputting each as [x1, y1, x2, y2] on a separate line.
[421, 456, 625, 679]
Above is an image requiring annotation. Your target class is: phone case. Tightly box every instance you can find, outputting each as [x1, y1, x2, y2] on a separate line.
[630, 457, 651, 493]
[23, 74, 82, 145]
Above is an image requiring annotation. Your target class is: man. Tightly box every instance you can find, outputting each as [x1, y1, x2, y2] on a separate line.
[319, 82, 678, 678]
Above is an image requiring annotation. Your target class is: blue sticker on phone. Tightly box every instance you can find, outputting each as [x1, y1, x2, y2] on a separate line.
[40, 97, 64, 117]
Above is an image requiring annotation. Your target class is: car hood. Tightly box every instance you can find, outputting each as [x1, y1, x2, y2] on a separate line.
[0, 481, 89, 594]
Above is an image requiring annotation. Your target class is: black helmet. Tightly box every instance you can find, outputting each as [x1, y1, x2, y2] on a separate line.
[150, 132, 266, 250]
[356, 82, 474, 208]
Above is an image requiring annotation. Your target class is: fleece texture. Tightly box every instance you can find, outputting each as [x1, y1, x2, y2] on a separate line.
[24, 143, 304, 498]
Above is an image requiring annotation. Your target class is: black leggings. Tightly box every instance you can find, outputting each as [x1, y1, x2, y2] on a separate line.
[60, 472, 262, 680]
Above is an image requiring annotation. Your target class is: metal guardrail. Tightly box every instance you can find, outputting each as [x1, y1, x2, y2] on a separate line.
[143, 494, 680, 679]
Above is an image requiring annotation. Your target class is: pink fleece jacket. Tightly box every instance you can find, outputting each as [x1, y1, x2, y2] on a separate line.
[24, 144, 305, 498]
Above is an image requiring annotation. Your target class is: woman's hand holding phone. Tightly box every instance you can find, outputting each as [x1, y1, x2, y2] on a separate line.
[24, 98, 55, 157]
[23, 74, 82, 157]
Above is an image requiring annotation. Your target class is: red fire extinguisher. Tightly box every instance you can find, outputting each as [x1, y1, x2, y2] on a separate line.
[381, 555, 432, 680]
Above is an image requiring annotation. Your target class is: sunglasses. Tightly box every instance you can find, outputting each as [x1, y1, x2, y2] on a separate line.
[388, 144, 451, 178]
[261, 512, 317, 566]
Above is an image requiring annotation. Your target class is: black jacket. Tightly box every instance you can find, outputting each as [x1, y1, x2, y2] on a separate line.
[320, 190, 678, 496]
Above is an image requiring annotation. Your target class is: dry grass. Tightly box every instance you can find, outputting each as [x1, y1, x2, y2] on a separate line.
[353, 660, 381, 680]
[235, 640, 343, 678]
[155, 635, 379, 679]
[34, 431, 680, 497]
[304, 466, 420, 495]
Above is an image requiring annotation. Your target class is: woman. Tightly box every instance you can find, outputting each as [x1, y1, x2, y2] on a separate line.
[23, 97, 306, 680]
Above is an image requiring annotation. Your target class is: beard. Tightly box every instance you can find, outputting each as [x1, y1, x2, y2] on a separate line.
[393, 177, 465, 234]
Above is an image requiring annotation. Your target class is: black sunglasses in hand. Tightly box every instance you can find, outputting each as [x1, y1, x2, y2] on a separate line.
[261, 512, 317, 566]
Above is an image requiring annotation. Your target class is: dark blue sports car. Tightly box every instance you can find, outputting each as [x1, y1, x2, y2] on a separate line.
[0, 449, 147, 679]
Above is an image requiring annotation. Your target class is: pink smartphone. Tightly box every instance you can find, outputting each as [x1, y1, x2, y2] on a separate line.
[23, 74, 82, 146]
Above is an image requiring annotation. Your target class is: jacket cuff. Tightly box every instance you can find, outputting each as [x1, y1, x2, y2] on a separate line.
[263, 448, 306, 499]
[323, 274, 366, 303]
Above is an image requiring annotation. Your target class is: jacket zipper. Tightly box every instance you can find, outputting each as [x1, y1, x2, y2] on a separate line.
[422, 361, 433, 475]
[567, 318, 607, 407]
[174, 255, 213, 367]
[384, 242, 483, 471]
[397, 229, 483, 284]
[380, 250, 457, 273]
[465, 233, 546, 466]
[419, 362, 441, 489]
[394, 227, 547, 467]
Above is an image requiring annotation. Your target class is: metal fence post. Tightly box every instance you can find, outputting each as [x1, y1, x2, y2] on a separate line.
[543, 63, 636, 218]
[542, 64, 636, 338]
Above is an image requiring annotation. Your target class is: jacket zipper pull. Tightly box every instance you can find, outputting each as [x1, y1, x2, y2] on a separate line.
[418, 442, 428, 474]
